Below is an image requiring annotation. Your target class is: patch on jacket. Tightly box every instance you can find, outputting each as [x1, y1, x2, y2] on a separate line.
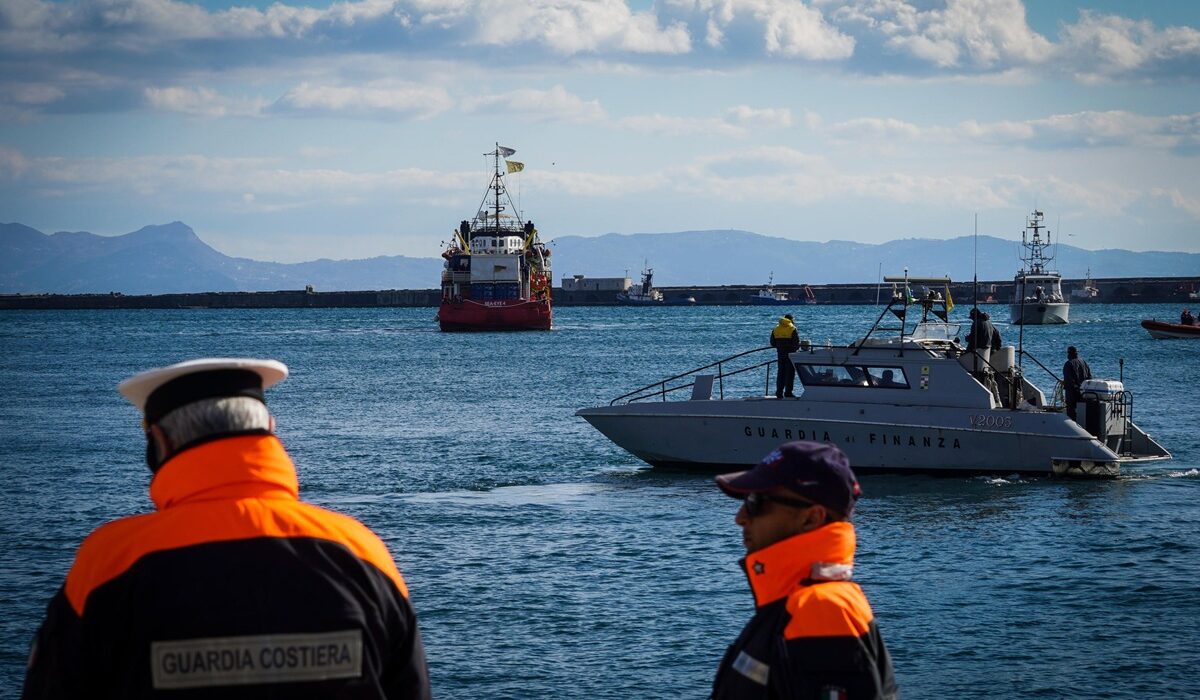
[150, 630, 363, 689]
[820, 685, 848, 699]
[732, 650, 770, 686]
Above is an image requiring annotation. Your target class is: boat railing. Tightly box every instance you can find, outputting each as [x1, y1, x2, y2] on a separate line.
[610, 347, 777, 405]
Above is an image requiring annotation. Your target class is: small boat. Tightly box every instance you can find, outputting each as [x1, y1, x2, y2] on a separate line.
[617, 266, 664, 305]
[1141, 319, 1200, 339]
[1009, 210, 1069, 325]
[749, 273, 790, 305]
[578, 273, 1169, 476]
[1070, 268, 1100, 302]
[438, 144, 552, 331]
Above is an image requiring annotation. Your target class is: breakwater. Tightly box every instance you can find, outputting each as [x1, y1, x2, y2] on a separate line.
[1, 277, 1196, 309]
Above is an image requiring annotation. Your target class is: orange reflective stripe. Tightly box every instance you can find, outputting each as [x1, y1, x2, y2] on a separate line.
[65, 436, 408, 615]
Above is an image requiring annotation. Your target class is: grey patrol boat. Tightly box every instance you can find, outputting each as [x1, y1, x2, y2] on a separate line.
[577, 276, 1169, 477]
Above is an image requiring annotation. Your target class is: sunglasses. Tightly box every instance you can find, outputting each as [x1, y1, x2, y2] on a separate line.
[742, 492, 818, 517]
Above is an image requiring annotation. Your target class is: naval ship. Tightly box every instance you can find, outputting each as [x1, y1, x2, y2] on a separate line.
[1010, 209, 1069, 325]
[578, 275, 1169, 476]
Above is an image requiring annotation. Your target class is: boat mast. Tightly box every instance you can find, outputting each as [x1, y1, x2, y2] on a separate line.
[493, 144, 501, 231]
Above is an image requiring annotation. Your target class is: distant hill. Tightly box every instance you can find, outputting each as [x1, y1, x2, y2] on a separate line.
[548, 230, 1200, 286]
[2, 222, 1196, 294]
[0, 222, 442, 294]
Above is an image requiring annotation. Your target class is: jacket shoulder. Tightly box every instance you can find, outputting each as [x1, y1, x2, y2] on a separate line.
[782, 582, 875, 640]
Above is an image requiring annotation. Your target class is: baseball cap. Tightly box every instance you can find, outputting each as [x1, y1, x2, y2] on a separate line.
[716, 441, 862, 518]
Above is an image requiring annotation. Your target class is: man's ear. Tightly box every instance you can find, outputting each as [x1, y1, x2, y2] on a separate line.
[796, 504, 829, 534]
[269, 416, 276, 433]
[148, 424, 172, 459]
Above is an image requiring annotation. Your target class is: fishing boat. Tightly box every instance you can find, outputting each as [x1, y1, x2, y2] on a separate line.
[1070, 269, 1100, 302]
[1141, 319, 1200, 339]
[749, 273, 790, 305]
[438, 145, 552, 331]
[1009, 210, 1069, 325]
[616, 266, 664, 305]
[578, 274, 1169, 476]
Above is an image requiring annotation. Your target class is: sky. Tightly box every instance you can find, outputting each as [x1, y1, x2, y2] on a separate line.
[1, 0, 1198, 263]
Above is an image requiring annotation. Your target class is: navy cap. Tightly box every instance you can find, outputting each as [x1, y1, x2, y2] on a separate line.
[716, 441, 862, 518]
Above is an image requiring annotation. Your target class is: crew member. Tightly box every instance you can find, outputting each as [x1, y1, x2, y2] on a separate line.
[712, 442, 897, 699]
[965, 308, 994, 355]
[23, 358, 430, 699]
[770, 314, 801, 398]
[983, 312, 1002, 351]
[1062, 346, 1092, 422]
[1181, 308, 1195, 326]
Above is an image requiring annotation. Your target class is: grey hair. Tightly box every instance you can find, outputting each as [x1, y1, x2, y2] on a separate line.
[157, 396, 271, 449]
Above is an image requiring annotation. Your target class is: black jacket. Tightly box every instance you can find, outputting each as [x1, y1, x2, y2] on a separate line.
[713, 523, 896, 700]
[23, 435, 430, 699]
[1063, 357, 1092, 397]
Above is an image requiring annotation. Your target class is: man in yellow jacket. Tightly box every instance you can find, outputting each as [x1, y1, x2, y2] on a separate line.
[770, 314, 801, 398]
[23, 358, 430, 699]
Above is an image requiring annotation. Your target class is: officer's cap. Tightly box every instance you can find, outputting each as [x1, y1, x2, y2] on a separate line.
[118, 358, 288, 424]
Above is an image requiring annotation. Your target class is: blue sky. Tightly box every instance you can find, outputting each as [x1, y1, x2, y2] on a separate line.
[1, 0, 1198, 263]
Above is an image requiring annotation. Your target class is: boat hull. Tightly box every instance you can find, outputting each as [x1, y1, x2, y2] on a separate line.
[577, 398, 1166, 475]
[438, 299, 551, 331]
[1141, 319, 1200, 339]
[749, 297, 791, 305]
[1010, 302, 1069, 325]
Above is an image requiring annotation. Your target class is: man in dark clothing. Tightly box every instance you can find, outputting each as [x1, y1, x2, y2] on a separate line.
[770, 315, 801, 398]
[983, 312, 1002, 351]
[1063, 346, 1092, 422]
[965, 308, 994, 354]
[712, 442, 897, 700]
[1182, 309, 1195, 326]
[23, 358, 431, 699]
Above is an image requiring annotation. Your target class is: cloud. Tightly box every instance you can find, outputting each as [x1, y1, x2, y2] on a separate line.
[616, 113, 746, 138]
[1054, 11, 1200, 83]
[144, 86, 268, 117]
[468, 0, 691, 55]
[1153, 188, 1200, 219]
[725, 105, 792, 128]
[272, 81, 454, 119]
[462, 85, 605, 123]
[667, 0, 854, 60]
[959, 110, 1200, 151]
[830, 0, 1051, 69]
[616, 104, 792, 137]
[824, 116, 922, 141]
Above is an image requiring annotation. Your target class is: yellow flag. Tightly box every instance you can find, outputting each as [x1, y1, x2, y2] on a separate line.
[944, 285, 954, 313]
[506, 160, 524, 174]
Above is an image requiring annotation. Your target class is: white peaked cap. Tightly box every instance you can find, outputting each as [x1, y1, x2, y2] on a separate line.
[117, 358, 289, 413]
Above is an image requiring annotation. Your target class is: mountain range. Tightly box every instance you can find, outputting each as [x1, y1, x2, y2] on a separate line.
[2, 222, 1197, 295]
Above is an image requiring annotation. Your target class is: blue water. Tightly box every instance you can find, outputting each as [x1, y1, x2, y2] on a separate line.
[1, 304, 1198, 698]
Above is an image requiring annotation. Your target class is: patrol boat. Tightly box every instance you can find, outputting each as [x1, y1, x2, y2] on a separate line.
[616, 266, 664, 305]
[577, 276, 1169, 476]
[1009, 209, 1069, 325]
[749, 273, 790, 305]
[438, 144, 552, 331]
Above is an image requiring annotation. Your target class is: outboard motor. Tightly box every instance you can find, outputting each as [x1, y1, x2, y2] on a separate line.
[1078, 379, 1126, 445]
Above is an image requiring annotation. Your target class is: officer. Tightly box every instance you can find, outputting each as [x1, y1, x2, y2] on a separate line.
[1062, 346, 1092, 422]
[770, 314, 801, 398]
[712, 442, 897, 700]
[23, 358, 430, 699]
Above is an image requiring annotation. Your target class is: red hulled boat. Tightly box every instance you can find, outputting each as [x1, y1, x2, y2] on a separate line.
[1141, 319, 1200, 339]
[438, 145, 552, 331]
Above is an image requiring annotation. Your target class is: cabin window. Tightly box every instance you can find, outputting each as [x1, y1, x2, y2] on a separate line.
[865, 366, 909, 389]
[796, 364, 869, 387]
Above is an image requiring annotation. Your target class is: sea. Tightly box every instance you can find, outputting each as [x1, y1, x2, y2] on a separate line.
[1, 303, 1198, 698]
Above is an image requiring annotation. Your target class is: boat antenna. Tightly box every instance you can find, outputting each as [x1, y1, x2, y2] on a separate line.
[876, 262, 882, 306]
[1017, 213, 1026, 371]
[973, 214, 979, 374]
